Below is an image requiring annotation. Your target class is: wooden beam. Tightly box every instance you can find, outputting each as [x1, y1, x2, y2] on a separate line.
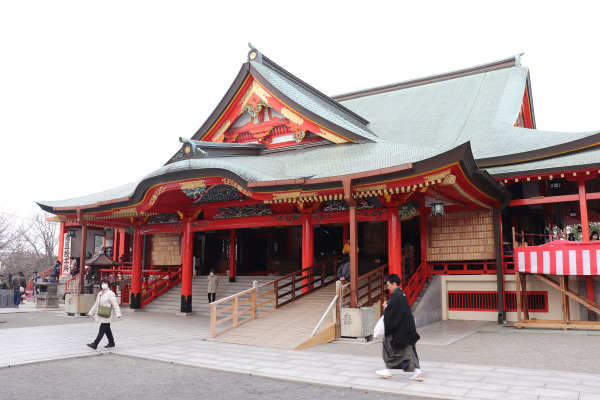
[509, 194, 578, 206]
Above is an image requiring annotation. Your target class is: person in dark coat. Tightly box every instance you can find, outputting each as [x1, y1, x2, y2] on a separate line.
[376, 273, 423, 381]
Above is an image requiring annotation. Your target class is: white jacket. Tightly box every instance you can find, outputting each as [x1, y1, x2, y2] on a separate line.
[88, 289, 122, 323]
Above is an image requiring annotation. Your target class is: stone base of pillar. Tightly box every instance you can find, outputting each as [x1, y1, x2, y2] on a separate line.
[130, 292, 141, 309]
[180, 294, 192, 313]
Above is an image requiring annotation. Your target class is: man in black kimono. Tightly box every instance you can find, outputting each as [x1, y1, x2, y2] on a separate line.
[376, 273, 423, 381]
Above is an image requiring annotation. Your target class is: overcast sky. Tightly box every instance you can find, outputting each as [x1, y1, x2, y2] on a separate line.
[1, 1, 599, 222]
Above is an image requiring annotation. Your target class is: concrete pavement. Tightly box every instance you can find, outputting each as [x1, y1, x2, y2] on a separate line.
[2, 302, 600, 399]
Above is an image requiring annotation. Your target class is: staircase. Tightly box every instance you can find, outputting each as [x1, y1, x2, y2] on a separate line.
[143, 275, 274, 316]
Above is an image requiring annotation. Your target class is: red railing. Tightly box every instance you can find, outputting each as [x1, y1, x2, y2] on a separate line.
[98, 265, 181, 307]
[64, 266, 90, 295]
[404, 261, 430, 306]
[502, 254, 515, 274]
[429, 260, 497, 275]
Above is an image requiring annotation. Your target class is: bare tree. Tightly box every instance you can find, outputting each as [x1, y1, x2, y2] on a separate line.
[20, 213, 59, 267]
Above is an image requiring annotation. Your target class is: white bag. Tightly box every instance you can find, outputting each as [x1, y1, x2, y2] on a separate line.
[373, 316, 385, 339]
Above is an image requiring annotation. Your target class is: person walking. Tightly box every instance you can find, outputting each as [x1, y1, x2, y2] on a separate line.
[87, 278, 121, 349]
[376, 273, 423, 381]
[207, 269, 218, 303]
[51, 260, 61, 282]
[12, 272, 27, 308]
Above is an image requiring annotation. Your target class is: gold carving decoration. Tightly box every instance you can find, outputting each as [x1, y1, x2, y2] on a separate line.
[212, 120, 231, 142]
[422, 170, 451, 184]
[221, 178, 253, 197]
[149, 186, 166, 206]
[356, 184, 386, 193]
[315, 128, 348, 144]
[272, 191, 317, 200]
[239, 81, 271, 111]
[280, 108, 304, 125]
[179, 180, 206, 190]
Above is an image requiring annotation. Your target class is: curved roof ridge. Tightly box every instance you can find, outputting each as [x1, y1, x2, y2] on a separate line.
[332, 55, 520, 102]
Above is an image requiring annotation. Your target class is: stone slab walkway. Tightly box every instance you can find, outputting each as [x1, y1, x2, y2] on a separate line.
[1, 305, 600, 399]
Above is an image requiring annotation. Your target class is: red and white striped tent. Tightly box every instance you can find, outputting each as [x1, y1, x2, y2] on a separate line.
[515, 240, 600, 276]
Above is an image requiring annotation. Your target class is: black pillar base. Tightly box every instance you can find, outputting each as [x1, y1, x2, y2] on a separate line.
[130, 292, 141, 309]
[181, 294, 192, 313]
[229, 277, 236, 282]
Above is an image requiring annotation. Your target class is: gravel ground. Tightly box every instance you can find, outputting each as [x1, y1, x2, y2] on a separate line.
[306, 331, 600, 374]
[0, 354, 433, 400]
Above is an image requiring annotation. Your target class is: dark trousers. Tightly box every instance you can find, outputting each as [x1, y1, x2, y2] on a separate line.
[93, 323, 114, 345]
[13, 290, 20, 307]
[208, 293, 216, 303]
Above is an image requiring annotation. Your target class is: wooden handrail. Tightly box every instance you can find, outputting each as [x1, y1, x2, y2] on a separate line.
[210, 256, 343, 338]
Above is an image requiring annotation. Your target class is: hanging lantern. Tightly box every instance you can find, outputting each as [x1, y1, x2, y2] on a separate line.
[549, 181, 561, 190]
[67, 227, 77, 238]
[569, 209, 577, 218]
[430, 200, 446, 216]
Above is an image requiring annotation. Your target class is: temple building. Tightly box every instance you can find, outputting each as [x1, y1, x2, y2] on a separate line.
[38, 46, 600, 326]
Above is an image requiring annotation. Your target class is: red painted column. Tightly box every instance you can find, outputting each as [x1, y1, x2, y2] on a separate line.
[118, 230, 128, 261]
[301, 214, 314, 294]
[579, 179, 596, 318]
[419, 203, 428, 274]
[181, 221, 194, 313]
[349, 205, 358, 307]
[57, 222, 66, 265]
[78, 224, 87, 295]
[130, 226, 143, 309]
[229, 229, 236, 282]
[388, 208, 402, 279]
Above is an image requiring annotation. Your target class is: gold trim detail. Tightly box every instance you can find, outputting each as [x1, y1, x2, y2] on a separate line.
[451, 183, 492, 209]
[314, 128, 348, 144]
[212, 120, 231, 142]
[221, 178, 253, 197]
[422, 170, 451, 184]
[149, 186, 166, 206]
[239, 81, 271, 110]
[356, 184, 386, 193]
[272, 191, 317, 200]
[280, 108, 304, 125]
[179, 180, 206, 190]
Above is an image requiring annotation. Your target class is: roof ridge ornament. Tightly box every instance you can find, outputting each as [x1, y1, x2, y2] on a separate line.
[515, 52, 524, 67]
[248, 43, 262, 63]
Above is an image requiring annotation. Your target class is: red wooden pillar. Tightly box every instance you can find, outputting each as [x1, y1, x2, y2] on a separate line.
[349, 205, 358, 307]
[130, 226, 143, 309]
[57, 222, 66, 265]
[229, 229, 236, 282]
[301, 214, 314, 293]
[118, 230, 128, 261]
[388, 208, 402, 279]
[419, 202, 428, 273]
[181, 221, 194, 313]
[78, 224, 87, 295]
[579, 179, 596, 318]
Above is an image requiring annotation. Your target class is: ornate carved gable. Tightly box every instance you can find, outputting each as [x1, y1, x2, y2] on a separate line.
[203, 77, 349, 149]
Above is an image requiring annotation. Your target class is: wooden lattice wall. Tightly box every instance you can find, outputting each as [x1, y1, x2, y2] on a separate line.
[427, 210, 495, 261]
[150, 233, 182, 266]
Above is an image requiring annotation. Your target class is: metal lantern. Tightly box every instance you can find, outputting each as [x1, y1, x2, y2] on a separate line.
[430, 200, 446, 216]
[67, 227, 76, 238]
[569, 209, 577, 218]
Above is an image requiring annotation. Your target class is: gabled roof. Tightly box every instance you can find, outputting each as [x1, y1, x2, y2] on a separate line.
[189, 47, 377, 146]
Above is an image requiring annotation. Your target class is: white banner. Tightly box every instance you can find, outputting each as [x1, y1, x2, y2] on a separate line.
[63, 233, 72, 274]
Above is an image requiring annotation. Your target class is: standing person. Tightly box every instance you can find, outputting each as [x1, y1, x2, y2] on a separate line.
[342, 237, 359, 263]
[70, 257, 79, 277]
[207, 269, 218, 303]
[376, 274, 423, 381]
[52, 260, 61, 282]
[12, 272, 27, 308]
[87, 278, 121, 349]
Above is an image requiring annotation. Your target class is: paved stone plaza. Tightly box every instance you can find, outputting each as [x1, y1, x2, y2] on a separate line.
[2, 303, 600, 399]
